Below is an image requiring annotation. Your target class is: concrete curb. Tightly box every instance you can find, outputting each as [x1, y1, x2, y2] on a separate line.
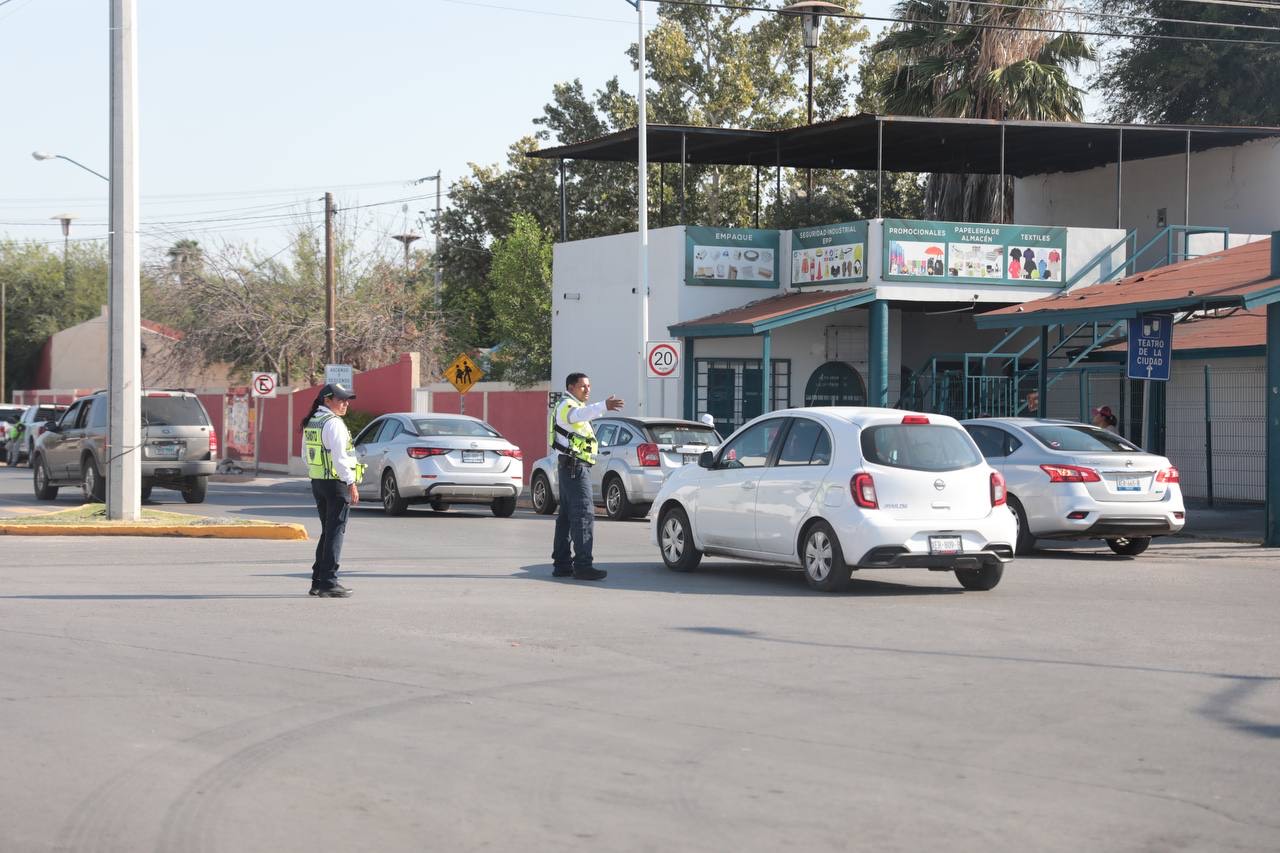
[0, 522, 309, 540]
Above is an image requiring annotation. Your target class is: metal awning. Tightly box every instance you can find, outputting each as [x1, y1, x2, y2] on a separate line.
[530, 114, 1280, 177]
[974, 238, 1280, 329]
[669, 287, 877, 337]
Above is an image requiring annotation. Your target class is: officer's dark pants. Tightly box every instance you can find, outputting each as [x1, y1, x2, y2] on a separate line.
[552, 455, 594, 571]
[311, 479, 351, 590]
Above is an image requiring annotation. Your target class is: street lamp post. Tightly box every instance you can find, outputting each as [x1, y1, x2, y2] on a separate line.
[32, 150, 110, 182]
[391, 233, 420, 277]
[782, 2, 845, 203]
[51, 214, 78, 290]
[622, 0, 649, 417]
[413, 171, 444, 309]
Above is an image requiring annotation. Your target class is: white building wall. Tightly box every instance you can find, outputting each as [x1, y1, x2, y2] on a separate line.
[1013, 138, 1280, 263]
[1165, 356, 1266, 503]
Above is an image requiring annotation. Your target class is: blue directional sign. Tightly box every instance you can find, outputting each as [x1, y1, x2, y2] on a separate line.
[1126, 312, 1173, 381]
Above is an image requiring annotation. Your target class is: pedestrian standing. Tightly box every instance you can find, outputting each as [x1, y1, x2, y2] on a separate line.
[1091, 405, 1119, 433]
[300, 384, 366, 598]
[549, 372, 623, 581]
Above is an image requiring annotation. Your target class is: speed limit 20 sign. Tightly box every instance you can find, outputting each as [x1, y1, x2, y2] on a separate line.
[646, 341, 682, 379]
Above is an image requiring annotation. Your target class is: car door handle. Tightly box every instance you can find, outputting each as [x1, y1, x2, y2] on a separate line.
[600, 450, 610, 455]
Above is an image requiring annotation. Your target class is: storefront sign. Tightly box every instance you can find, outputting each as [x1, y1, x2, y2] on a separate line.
[790, 221, 869, 286]
[882, 219, 1068, 286]
[685, 226, 780, 288]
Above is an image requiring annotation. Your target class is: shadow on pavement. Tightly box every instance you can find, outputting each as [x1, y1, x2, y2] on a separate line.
[0, 594, 306, 600]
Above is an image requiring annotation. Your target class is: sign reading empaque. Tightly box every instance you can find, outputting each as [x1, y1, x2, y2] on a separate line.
[686, 226, 780, 288]
[882, 219, 1068, 286]
[790, 221, 869, 286]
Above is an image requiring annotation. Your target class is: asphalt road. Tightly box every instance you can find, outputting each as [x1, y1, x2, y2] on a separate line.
[1, 464, 1278, 852]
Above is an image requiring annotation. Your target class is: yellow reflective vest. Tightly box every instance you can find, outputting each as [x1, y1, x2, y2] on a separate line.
[303, 413, 366, 483]
[548, 397, 598, 465]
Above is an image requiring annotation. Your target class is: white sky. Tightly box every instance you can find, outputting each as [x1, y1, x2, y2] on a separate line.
[3, 0, 1098, 261]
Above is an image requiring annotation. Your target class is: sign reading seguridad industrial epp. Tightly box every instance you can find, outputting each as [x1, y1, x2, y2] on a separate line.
[790, 221, 869, 286]
[882, 219, 1068, 286]
[685, 226, 780, 288]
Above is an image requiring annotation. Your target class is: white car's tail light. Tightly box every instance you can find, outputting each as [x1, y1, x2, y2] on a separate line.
[1156, 467, 1180, 483]
[990, 471, 1007, 506]
[497, 448, 522, 459]
[637, 442, 661, 467]
[901, 415, 930, 424]
[208, 429, 219, 456]
[1040, 464, 1101, 483]
[851, 472, 878, 508]
[407, 446, 449, 459]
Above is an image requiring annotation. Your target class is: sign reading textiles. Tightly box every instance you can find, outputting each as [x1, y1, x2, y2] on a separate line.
[882, 219, 1068, 286]
[790, 221, 869, 286]
[685, 226, 780, 288]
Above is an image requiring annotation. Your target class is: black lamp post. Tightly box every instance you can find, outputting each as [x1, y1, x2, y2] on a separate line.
[782, 2, 845, 203]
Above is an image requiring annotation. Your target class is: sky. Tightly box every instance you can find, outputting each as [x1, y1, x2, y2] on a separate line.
[2, 0, 1066, 263]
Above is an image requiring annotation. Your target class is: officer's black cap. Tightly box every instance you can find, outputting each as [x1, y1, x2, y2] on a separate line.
[321, 383, 356, 401]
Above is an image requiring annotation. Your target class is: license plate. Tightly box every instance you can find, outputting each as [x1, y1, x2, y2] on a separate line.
[682, 453, 699, 464]
[1117, 477, 1141, 492]
[461, 450, 485, 463]
[929, 535, 963, 555]
[148, 444, 180, 460]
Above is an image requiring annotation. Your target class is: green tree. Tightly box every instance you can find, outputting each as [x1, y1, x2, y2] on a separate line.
[871, 0, 1093, 221]
[487, 213, 552, 386]
[1091, 1, 1280, 125]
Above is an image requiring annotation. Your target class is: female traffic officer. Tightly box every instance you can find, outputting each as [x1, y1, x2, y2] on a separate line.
[299, 384, 365, 597]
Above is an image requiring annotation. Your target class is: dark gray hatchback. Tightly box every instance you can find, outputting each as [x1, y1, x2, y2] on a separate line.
[33, 390, 218, 503]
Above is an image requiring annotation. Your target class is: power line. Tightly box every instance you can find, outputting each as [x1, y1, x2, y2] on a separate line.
[643, 0, 1280, 46]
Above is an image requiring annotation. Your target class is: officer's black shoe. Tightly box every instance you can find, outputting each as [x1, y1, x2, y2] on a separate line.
[572, 567, 607, 581]
[552, 566, 575, 577]
[312, 584, 352, 598]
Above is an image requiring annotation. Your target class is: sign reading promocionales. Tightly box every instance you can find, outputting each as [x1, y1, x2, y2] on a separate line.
[882, 219, 1068, 286]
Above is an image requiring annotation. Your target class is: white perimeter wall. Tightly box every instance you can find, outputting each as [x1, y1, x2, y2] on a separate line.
[1014, 138, 1280, 261]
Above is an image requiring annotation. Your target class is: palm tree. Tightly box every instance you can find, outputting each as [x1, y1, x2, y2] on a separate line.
[871, 0, 1094, 222]
[166, 239, 203, 286]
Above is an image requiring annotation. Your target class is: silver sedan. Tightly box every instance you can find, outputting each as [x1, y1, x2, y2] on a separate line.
[961, 417, 1186, 556]
[353, 413, 524, 517]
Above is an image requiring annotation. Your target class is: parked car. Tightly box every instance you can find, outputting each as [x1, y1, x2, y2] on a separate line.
[651, 408, 1015, 592]
[529, 416, 722, 520]
[353, 412, 523, 517]
[7, 403, 69, 467]
[960, 417, 1186, 556]
[0, 404, 26, 463]
[32, 390, 217, 503]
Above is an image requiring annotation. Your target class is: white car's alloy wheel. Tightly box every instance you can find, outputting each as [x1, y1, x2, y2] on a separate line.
[661, 515, 685, 563]
[804, 529, 834, 582]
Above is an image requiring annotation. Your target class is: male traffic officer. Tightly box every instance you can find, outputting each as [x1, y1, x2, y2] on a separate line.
[550, 372, 623, 580]
[300, 383, 366, 597]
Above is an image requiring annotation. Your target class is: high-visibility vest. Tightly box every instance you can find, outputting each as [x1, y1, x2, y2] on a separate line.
[548, 397, 597, 465]
[303, 413, 366, 483]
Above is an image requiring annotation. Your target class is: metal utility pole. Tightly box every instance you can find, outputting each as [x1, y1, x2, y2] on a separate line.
[621, 0, 649, 416]
[324, 192, 336, 364]
[433, 170, 443, 309]
[782, 2, 844, 204]
[1, 279, 6, 403]
[107, 0, 141, 521]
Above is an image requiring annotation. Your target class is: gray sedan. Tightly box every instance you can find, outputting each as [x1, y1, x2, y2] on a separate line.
[529, 417, 721, 520]
[961, 418, 1186, 556]
[353, 413, 523, 517]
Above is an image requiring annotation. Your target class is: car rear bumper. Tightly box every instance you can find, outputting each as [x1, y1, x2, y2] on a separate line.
[144, 461, 216, 480]
[855, 544, 1014, 570]
[424, 482, 521, 502]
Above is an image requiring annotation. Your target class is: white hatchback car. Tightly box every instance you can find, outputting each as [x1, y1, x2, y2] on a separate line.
[651, 408, 1016, 592]
[353, 413, 523, 517]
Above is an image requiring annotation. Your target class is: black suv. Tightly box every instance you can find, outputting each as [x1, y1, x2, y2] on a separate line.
[33, 390, 218, 503]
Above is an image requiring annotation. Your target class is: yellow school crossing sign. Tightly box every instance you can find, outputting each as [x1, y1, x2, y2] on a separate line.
[444, 353, 483, 394]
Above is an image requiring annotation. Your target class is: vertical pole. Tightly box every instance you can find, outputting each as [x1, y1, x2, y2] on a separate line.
[433, 169, 442, 309]
[806, 48, 814, 204]
[1265, 301, 1280, 546]
[679, 132, 686, 224]
[558, 159, 568, 242]
[930, 356, 938, 413]
[762, 331, 772, 413]
[659, 161, 665, 228]
[1079, 368, 1088, 424]
[637, 0, 649, 417]
[869, 301, 889, 407]
[1, 280, 5, 403]
[754, 166, 761, 229]
[775, 140, 782, 228]
[999, 124, 1006, 225]
[1116, 129, 1124, 230]
[1204, 364, 1214, 507]
[324, 192, 336, 364]
[1184, 130, 1192, 227]
[1038, 327, 1049, 418]
[876, 119, 884, 219]
[684, 337, 695, 421]
[107, 0, 141, 521]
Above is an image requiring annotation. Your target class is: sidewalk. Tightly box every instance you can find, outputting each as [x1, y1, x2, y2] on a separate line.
[1177, 499, 1266, 545]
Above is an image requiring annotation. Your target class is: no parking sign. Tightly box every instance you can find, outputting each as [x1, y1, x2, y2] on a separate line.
[646, 341, 682, 380]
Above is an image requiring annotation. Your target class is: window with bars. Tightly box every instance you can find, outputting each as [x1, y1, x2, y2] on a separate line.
[695, 358, 791, 435]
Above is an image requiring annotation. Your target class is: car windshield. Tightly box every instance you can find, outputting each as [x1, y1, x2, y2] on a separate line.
[141, 396, 209, 427]
[647, 424, 719, 445]
[861, 424, 983, 472]
[0, 408, 22, 423]
[412, 418, 499, 438]
[1027, 425, 1141, 453]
